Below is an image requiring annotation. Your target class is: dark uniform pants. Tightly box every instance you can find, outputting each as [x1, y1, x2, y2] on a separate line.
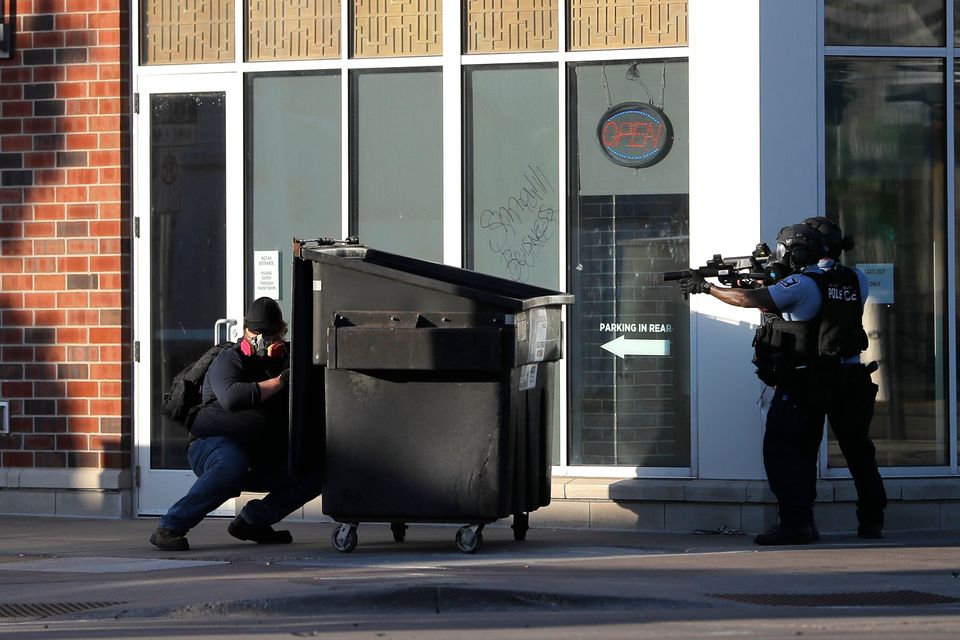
[763, 364, 886, 530]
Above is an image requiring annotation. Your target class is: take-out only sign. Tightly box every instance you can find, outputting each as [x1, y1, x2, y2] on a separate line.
[599, 322, 672, 358]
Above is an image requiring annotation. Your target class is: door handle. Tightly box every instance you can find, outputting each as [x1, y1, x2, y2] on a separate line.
[214, 318, 237, 345]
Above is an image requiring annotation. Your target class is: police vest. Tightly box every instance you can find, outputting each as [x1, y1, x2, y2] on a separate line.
[751, 266, 868, 383]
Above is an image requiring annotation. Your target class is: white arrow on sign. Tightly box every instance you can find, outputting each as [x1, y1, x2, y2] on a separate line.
[601, 335, 671, 358]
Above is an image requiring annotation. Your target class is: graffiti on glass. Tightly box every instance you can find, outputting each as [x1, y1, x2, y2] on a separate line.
[479, 165, 557, 282]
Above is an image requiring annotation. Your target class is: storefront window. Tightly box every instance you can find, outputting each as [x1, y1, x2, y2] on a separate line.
[245, 72, 341, 320]
[464, 64, 559, 288]
[567, 59, 690, 467]
[825, 57, 948, 467]
[350, 69, 444, 261]
[825, 0, 945, 47]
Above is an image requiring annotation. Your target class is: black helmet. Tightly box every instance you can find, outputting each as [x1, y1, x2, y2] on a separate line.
[803, 216, 854, 259]
[773, 224, 829, 271]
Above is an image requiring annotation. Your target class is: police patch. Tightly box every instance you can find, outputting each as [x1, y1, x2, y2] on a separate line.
[778, 276, 802, 289]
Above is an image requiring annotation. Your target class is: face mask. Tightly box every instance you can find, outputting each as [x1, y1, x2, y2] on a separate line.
[241, 333, 285, 358]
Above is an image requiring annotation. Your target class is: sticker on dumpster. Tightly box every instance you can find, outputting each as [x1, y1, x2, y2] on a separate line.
[530, 309, 548, 361]
[516, 315, 528, 342]
[519, 364, 538, 391]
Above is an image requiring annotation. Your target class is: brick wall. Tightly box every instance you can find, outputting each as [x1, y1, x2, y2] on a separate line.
[0, 1, 130, 473]
[568, 194, 691, 466]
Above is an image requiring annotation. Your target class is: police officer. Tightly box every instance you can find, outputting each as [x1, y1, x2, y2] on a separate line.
[802, 216, 886, 539]
[680, 221, 881, 544]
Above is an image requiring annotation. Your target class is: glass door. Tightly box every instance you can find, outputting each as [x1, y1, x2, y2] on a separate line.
[134, 73, 244, 515]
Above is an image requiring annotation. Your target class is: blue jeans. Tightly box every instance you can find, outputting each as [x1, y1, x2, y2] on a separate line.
[160, 436, 323, 534]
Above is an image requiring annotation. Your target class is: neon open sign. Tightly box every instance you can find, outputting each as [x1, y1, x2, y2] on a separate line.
[597, 102, 673, 168]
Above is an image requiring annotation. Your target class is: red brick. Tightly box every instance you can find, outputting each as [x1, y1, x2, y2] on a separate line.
[0, 257, 24, 272]
[0, 222, 24, 240]
[68, 168, 99, 184]
[1, 204, 31, 221]
[34, 204, 66, 220]
[2, 381, 32, 397]
[56, 116, 89, 133]
[57, 327, 88, 343]
[24, 292, 56, 308]
[2, 101, 32, 118]
[25, 435, 56, 450]
[34, 274, 65, 290]
[89, 399, 120, 416]
[24, 118, 56, 134]
[1, 239, 33, 256]
[56, 292, 89, 309]
[2, 274, 32, 289]
[66, 99, 98, 115]
[24, 187, 56, 203]
[89, 364, 120, 380]
[57, 434, 89, 450]
[35, 345, 66, 362]
[58, 256, 89, 271]
[66, 65, 98, 82]
[33, 32, 66, 49]
[35, 451, 67, 467]
[56, 14, 88, 30]
[89, 46, 119, 64]
[26, 363, 58, 380]
[99, 345, 123, 361]
[33, 65, 67, 82]
[68, 417, 100, 433]
[55, 186, 88, 202]
[0, 307, 29, 326]
[67, 345, 98, 361]
[26, 256, 57, 272]
[66, 204, 97, 219]
[89, 291, 120, 307]
[98, 273, 122, 289]
[67, 451, 98, 467]
[99, 380, 122, 397]
[66, 381, 99, 397]
[66, 238, 98, 254]
[67, 309, 98, 325]
[2, 452, 34, 467]
[34, 309, 66, 325]
[89, 149, 120, 166]
[66, 133, 98, 151]
[34, 238, 66, 254]
[88, 81, 120, 98]
[24, 221, 56, 238]
[58, 397, 90, 417]
[101, 452, 129, 469]
[89, 255, 119, 272]
[24, 152, 55, 169]
[2, 346, 34, 361]
[65, 29, 98, 48]
[98, 238, 120, 253]
[34, 381, 66, 398]
[89, 327, 120, 344]
[89, 219, 119, 236]
[97, 133, 121, 150]
[2, 135, 33, 152]
[34, 170, 66, 186]
[0, 119, 24, 136]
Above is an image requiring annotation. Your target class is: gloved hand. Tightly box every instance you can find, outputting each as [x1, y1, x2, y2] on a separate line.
[278, 368, 290, 388]
[679, 274, 712, 295]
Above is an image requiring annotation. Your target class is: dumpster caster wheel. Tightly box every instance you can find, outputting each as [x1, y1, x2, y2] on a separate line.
[391, 522, 408, 543]
[512, 513, 529, 542]
[456, 526, 483, 554]
[332, 524, 358, 553]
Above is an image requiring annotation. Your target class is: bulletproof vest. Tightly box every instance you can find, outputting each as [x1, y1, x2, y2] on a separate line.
[751, 266, 868, 384]
[806, 266, 869, 358]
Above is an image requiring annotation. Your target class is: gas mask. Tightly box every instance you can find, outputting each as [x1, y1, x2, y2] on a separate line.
[241, 333, 286, 358]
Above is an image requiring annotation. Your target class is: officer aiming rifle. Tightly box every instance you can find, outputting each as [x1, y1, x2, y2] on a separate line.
[666, 220, 886, 546]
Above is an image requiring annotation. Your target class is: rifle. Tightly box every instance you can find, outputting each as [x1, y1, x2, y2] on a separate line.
[663, 243, 781, 290]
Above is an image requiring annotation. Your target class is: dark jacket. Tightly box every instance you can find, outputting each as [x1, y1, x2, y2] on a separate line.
[190, 342, 289, 457]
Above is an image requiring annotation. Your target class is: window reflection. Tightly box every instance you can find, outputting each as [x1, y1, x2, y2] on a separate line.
[825, 0, 944, 47]
[825, 57, 948, 467]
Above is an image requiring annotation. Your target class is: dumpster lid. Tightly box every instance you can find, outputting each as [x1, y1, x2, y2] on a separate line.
[296, 241, 573, 311]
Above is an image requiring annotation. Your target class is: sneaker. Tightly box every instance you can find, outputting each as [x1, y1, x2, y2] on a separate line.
[857, 523, 883, 539]
[150, 527, 189, 551]
[227, 516, 293, 545]
[753, 524, 820, 546]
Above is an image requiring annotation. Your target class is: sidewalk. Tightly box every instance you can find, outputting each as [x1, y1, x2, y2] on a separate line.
[0, 516, 959, 638]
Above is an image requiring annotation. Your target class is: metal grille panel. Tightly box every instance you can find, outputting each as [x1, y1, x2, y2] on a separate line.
[709, 590, 960, 607]
[0, 602, 126, 619]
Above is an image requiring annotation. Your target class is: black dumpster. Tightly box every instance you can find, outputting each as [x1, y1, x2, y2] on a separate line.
[290, 238, 574, 553]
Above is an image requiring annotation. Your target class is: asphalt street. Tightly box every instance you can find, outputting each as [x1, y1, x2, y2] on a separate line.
[0, 516, 959, 639]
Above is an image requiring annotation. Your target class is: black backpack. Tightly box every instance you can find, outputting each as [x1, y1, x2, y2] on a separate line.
[160, 342, 234, 430]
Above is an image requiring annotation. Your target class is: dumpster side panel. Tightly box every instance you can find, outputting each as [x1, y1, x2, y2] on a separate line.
[322, 370, 514, 521]
[290, 253, 325, 473]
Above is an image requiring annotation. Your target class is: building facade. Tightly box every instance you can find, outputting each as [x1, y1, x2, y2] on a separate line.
[1, 0, 959, 533]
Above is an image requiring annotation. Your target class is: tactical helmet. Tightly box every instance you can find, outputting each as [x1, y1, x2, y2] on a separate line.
[773, 224, 829, 271]
[803, 216, 854, 259]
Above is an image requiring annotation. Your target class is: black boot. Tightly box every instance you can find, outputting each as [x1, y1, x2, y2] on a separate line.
[227, 515, 293, 545]
[150, 527, 189, 551]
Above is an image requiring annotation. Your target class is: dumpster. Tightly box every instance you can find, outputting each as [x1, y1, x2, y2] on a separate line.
[290, 237, 574, 553]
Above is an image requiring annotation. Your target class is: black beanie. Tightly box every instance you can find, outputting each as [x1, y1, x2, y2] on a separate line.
[245, 297, 283, 333]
